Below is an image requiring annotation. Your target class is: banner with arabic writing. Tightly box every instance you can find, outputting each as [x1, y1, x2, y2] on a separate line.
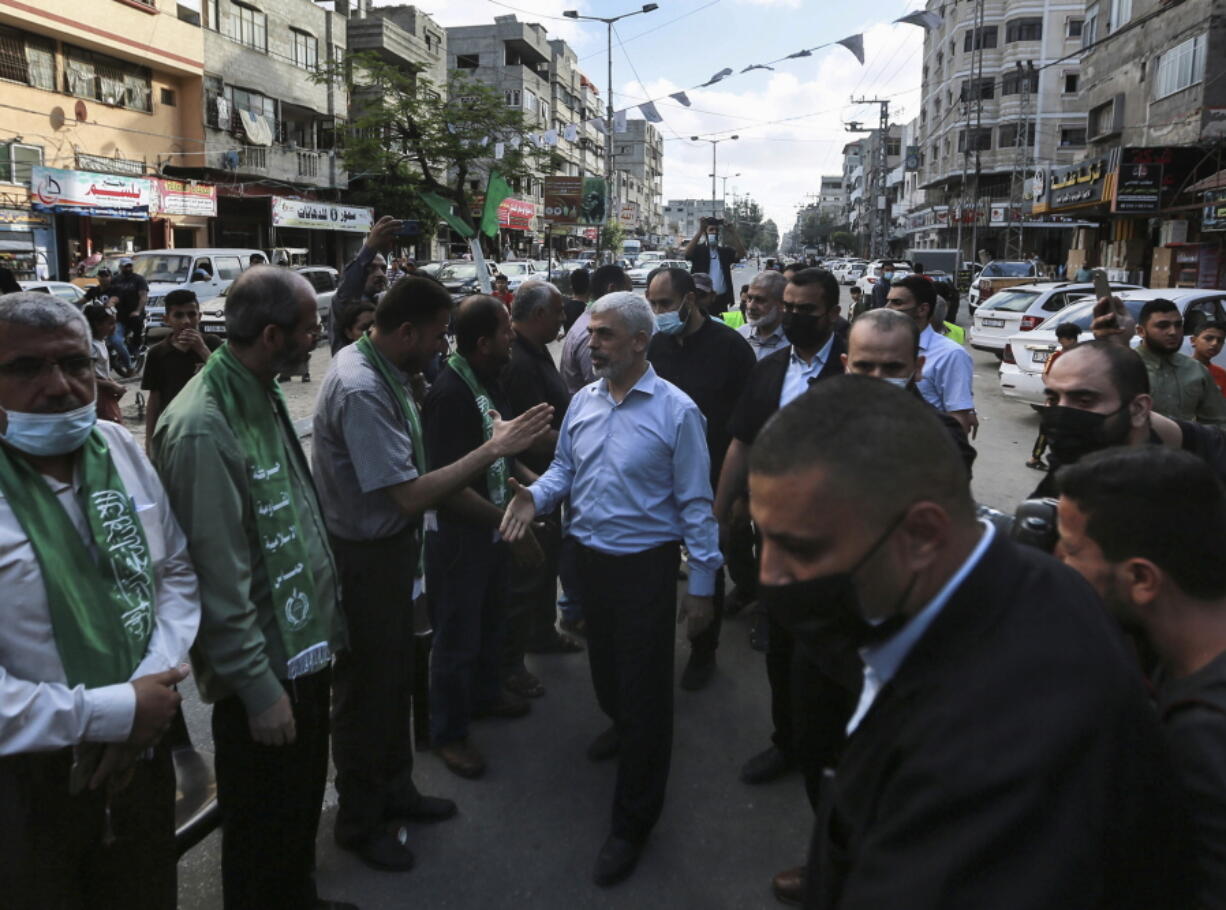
[31, 166, 154, 220]
[270, 197, 374, 233]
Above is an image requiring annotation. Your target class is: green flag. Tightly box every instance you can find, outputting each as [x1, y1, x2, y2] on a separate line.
[421, 192, 475, 239]
[480, 172, 514, 238]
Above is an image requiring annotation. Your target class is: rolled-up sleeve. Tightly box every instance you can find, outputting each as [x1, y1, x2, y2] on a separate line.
[672, 403, 722, 596]
[530, 402, 577, 516]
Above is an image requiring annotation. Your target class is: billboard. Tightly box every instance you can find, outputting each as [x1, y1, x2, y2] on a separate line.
[31, 166, 153, 220]
[543, 176, 607, 225]
[271, 197, 373, 232]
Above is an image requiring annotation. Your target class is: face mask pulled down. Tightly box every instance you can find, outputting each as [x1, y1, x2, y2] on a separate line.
[0, 401, 97, 457]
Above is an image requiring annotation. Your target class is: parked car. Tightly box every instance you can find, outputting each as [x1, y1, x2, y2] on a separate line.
[196, 265, 338, 340]
[416, 261, 444, 278]
[20, 280, 86, 304]
[854, 261, 912, 296]
[495, 260, 538, 291]
[438, 261, 499, 300]
[971, 281, 1140, 357]
[997, 288, 1226, 406]
[130, 248, 265, 322]
[967, 260, 1040, 314]
[627, 259, 690, 287]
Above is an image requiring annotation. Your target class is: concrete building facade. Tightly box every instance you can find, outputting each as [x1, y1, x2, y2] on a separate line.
[613, 119, 664, 241]
[663, 198, 724, 246]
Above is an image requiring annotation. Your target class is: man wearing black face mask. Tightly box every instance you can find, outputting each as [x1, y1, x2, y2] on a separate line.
[716, 268, 845, 797]
[1036, 339, 1226, 498]
[751, 376, 1191, 910]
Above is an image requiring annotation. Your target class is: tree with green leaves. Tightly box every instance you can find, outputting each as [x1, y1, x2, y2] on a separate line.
[830, 230, 860, 255]
[316, 52, 550, 252]
[757, 219, 780, 253]
[601, 218, 626, 254]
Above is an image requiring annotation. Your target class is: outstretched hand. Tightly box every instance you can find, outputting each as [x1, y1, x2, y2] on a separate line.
[500, 477, 537, 542]
[488, 403, 554, 458]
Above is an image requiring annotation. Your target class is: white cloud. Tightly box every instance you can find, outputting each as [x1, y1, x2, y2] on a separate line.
[615, 20, 923, 233]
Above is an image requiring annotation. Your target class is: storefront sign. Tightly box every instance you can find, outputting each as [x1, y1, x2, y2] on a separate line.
[543, 176, 607, 225]
[1034, 151, 1118, 213]
[469, 196, 536, 231]
[1115, 163, 1163, 213]
[30, 166, 154, 219]
[154, 179, 217, 217]
[1203, 188, 1226, 232]
[270, 197, 373, 232]
[618, 201, 639, 228]
[0, 207, 51, 229]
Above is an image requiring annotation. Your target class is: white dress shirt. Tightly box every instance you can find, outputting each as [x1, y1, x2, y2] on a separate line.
[709, 247, 727, 294]
[738, 320, 788, 361]
[846, 519, 995, 735]
[916, 325, 975, 412]
[779, 335, 835, 408]
[0, 420, 201, 755]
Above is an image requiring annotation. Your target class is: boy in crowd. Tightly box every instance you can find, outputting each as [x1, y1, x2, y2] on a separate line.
[142, 289, 220, 446]
[1191, 321, 1226, 398]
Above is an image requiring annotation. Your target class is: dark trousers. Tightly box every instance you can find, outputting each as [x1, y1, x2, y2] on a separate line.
[426, 521, 508, 745]
[726, 512, 759, 599]
[0, 744, 175, 909]
[330, 527, 420, 845]
[504, 514, 562, 675]
[578, 540, 679, 842]
[212, 667, 331, 910]
[791, 644, 861, 810]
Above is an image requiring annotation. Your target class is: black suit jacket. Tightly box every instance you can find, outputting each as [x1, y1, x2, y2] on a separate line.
[807, 533, 1191, 910]
[728, 335, 847, 446]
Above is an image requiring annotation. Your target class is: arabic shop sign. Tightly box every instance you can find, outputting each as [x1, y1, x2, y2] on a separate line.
[154, 179, 217, 218]
[1203, 188, 1226, 232]
[30, 165, 154, 220]
[270, 197, 373, 233]
[1114, 163, 1163, 213]
[1034, 152, 1117, 213]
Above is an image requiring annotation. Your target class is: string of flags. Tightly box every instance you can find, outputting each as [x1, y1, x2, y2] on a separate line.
[481, 13, 940, 155]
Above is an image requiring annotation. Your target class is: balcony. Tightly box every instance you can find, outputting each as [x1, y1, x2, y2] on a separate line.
[212, 145, 344, 190]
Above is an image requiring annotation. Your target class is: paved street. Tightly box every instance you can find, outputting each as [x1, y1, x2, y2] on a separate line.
[133, 279, 1045, 909]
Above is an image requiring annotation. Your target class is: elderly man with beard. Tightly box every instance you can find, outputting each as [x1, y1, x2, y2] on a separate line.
[0, 292, 199, 909]
[153, 267, 351, 910]
[739, 270, 789, 361]
[501, 292, 721, 887]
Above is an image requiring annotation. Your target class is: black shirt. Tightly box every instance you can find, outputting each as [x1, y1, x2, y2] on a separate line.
[82, 284, 112, 305]
[140, 335, 222, 404]
[501, 330, 571, 475]
[109, 273, 148, 319]
[423, 362, 510, 505]
[563, 297, 586, 333]
[728, 335, 847, 446]
[648, 316, 756, 483]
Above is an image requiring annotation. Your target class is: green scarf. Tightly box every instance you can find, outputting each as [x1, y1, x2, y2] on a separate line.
[0, 430, 154, 688]
[202, 344, 331, 679]
[447, 352, 509, 507]
[355, 333, 428, 582]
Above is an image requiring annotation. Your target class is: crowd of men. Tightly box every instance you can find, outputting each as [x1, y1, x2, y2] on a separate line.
[1, 212, 1225, 910]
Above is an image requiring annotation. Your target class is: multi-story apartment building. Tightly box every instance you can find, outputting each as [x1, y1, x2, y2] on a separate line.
[663, 198, 724, 246]
[851, 125, 902, 256]
[908, 0, 1089, 260]
[613, 119, 664, 242]
[348, 3, 446, 89]
[818, 176, 846, 222]
[841, 139, 867, 237]
[0, 0, 207, 277]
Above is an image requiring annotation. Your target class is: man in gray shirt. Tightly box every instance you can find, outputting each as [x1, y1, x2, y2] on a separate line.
[559, 265, 633, 393]
[312, 277, 552, 871]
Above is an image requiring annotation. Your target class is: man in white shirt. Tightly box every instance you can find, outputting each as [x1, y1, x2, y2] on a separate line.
[0, 292, 200, 908]
[886, 274, 978, 438]
[738, 270, 789, 361]
[684, 216, 747, 312]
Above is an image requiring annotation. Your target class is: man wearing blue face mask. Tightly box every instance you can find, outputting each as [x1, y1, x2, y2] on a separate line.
[751, 376, 1192, 910]
[0, 291, 201, 908]
[647, 267, 755, 691]
[683, 216, 747, 313]
[868, 260, 895, 311]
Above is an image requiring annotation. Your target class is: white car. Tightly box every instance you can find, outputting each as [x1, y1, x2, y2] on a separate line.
[971, 281, 1140, 358]
[998, 288, 1226, 406]
[628, 259, 690, 287]
[494, 261, 538, 291]
[19, 280, 86, 305]
[854, 262, 912, 297]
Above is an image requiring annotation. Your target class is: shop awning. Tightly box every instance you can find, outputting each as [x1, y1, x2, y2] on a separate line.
[1186, 169, 1226, 194]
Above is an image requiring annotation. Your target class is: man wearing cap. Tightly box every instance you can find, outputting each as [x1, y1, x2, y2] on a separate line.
[691, 272, 718, 315]
[109, 258, 148, 362]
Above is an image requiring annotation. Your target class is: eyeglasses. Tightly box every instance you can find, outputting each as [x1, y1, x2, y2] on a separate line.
[0, 354, 95, 383]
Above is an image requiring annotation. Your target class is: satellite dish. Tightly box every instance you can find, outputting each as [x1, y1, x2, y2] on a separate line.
[74, 100, 88, 121]
[49, 107, 65, 130]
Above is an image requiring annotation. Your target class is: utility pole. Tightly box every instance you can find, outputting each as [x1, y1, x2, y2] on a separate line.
[1006, 61, 1035, 260]
[850, 97, 892, 257]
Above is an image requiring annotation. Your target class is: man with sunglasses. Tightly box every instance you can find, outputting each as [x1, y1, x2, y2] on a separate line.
[0, 292, 200, 907]
[1135, 298, 1226, 425]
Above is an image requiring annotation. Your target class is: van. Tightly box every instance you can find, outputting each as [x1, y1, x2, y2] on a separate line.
[129, 248, 266, 320]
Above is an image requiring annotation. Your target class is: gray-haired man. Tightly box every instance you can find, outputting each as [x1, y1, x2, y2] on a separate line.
[501, 292, 722, 887]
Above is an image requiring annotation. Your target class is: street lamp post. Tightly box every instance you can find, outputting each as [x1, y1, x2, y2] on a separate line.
[710, 171, 741, 207]
[693, 135, 738, 219]
[564, 4, 658, 260]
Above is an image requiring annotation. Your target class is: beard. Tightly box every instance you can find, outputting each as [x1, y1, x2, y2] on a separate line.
[270, 335, 309, 374]
[592, 353, 632, 382]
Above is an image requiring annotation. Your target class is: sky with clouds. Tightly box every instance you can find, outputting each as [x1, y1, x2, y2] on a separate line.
[377, 0, 926, 232]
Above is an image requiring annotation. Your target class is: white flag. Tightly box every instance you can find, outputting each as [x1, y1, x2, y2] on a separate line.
[669, 91, 692, 107]
[544, 129, 559, 146]
[509, 135, 522, 149]
[495, 141, 505, 160]
[895, 10, 942, 29]
[563, 123, 579, 142]
[614, 109, 627, 133]
[639, 101, 663, 123]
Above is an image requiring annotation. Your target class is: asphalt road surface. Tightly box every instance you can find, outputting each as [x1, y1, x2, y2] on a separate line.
[159, 277, 1044, 908]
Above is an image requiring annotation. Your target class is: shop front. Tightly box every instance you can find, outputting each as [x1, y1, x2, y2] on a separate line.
[153, 179, 217, 249]
[270, 197, 372, 268]
[30, 165, 154, 277]
[0, 203, 55, 281]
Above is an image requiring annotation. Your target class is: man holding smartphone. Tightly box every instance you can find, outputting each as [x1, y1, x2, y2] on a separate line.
[684, 216, 746, 313]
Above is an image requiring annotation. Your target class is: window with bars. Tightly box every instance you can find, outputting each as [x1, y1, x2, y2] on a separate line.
[997, 122, 1035, 147]
[0, 25, 56, 91]
[232, 2, 266, 52]
[291, 29, 317, 69]
[1000, 69, 1039, 95]
[64, 45, 152, 112]
[1005, 18, 1043, 42]
[0, 142, 43, 185]
[227, 85, 276, 134]
[1059, 126, 1087, 147]
[963, 26, 998, 51]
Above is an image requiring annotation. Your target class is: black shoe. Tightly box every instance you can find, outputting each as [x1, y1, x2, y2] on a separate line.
[679, 650, 715, 691]
[593, 834, 642, 887]
[586, 726, 620, 762]
[525, 631, 584, 654]
[277, 374, 292, 383]
[749, 612, 769, 653]
[336, 825, 415, 872]
[390, 793, 457, 824]
[740, 746, 795, 785]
